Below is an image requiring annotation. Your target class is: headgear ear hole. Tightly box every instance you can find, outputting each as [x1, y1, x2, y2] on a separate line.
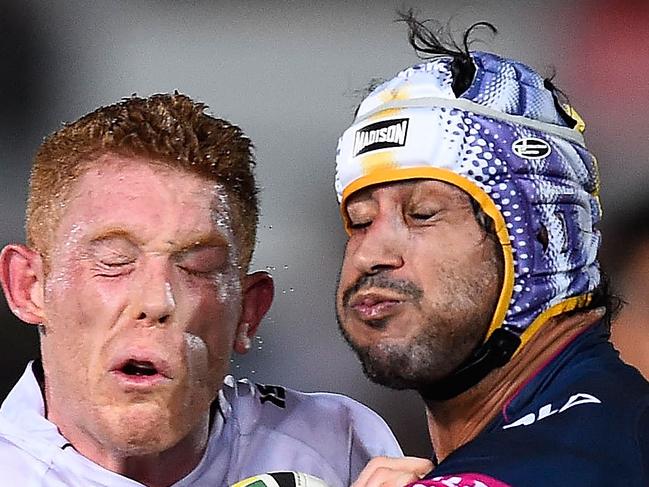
[536, 224, 549, 252]
[543, 78, 579, 130]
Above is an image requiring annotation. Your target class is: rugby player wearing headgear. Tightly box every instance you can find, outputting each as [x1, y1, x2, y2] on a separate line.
[335, 14, 649, 486]
[0, 93, 401, 486]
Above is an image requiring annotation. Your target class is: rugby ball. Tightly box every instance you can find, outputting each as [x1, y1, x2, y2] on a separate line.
[231, 471, 330, 487]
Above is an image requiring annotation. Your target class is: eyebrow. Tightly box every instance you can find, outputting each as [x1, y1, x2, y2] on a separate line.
[174, 235, 230, 253]
[88, 229, 142, 247]
[88, 230, 229, 252]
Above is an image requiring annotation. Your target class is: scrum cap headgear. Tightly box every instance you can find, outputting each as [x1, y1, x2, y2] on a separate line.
[335, 52, 601, 398]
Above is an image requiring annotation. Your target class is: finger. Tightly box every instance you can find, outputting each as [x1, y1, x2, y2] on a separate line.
[392, 457, 434, 477]
[365, 466, 423, 487]
[352, 457, 386, 487]
[353, 457, 433, 487]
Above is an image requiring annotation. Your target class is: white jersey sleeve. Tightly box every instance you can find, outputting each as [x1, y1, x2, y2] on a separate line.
[201, 376, 403, 487]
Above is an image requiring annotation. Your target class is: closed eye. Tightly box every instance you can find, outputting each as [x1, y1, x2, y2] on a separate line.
[348, 220, 372, 231]
[410, 212, 436, 220]
[95, 260, 135, 277]
[175, 245, 228, 278]
[408, 208, 441, 223]
[177, 265, 216, 277]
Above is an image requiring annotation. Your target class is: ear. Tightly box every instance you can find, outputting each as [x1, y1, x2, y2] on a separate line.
[233, 271, 274, 355]
[0, 244, 46, 324]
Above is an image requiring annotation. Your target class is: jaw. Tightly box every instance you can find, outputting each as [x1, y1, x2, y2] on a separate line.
[64, 400, 212, 485]
[98, 400, 198, 455]
[44, 368, 212, 461]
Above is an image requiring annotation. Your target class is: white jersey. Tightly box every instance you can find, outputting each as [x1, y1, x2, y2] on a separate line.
[0, 363, 402, 486]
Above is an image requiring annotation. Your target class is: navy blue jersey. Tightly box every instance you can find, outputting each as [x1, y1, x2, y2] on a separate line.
[418, 323, 649, 486]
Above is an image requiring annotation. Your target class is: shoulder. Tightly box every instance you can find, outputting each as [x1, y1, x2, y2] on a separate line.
[0, 433, 49, 482]
[222, 376, 401, 452]
[438, 396, 649, 485]
[508, 346, 649, 435]
[219, 377, 401, 487]
[546, 340, 649, 424]
[437, 426, 648, 486]
[503, 331, 649, 430]
[440, 342, 649, 484]
[223, 375, 397, 434]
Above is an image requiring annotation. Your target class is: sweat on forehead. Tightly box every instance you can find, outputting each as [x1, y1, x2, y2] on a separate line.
[25, 93, 259, 270]
[32, 155, 241, 265]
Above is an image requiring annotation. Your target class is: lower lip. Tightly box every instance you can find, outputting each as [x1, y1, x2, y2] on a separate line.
[352, 300, 402, 321]
[109, 370, 171, 389]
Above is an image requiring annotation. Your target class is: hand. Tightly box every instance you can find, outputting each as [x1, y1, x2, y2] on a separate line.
[352, 456, 434, 487]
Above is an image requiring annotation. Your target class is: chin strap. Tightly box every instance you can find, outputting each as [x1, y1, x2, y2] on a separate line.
[420, 328, 521, 401]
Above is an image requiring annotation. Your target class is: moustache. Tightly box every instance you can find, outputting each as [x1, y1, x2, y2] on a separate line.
[342, 274, 423, 308]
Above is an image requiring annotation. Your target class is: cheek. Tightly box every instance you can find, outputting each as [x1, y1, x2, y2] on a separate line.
[411, 228, 490, 269]
[46, 254, 129, 312]
[181, 321, 235, 395]
[182, 284, 240, 362]
[202, 318, 237, 362]
[336, 274, 352, 315]
[462, 236, 502, 285]
[338, 245, 358, 290]
[40, 270, 110, 392]
[183, 333, 212, 378]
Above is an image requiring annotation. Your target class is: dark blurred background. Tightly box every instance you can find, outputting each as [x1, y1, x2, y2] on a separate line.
[1, 0, 648, 457]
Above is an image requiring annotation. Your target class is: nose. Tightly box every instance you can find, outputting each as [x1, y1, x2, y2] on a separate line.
[131, 260, 175, 325]
[350, 217, 405, 275]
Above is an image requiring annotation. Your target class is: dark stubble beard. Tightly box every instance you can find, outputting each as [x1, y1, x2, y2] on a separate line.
[336, 257, 500, 393]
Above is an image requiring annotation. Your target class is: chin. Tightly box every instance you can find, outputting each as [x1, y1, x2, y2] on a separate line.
[102, 402, 192, 455]
[347, 333, 456, 390]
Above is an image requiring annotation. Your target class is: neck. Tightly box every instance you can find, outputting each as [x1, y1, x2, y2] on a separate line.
[58, 416, 209, 487]
[101, 429, 208, 487]
[41, 387, 211, 487]
[424, 308, 604, 462]
[112, 434, 208, 487]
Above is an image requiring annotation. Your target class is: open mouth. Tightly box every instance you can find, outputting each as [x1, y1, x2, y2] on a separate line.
[120, 360, 159, 377]
[108, 350, 173, 387]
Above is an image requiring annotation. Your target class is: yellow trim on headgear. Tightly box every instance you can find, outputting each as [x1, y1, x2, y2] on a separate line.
[514, 293, 593, 355]
[563, 104, 587, 134]
[340, 164, 515, 342]
[590, 153, 601, 197]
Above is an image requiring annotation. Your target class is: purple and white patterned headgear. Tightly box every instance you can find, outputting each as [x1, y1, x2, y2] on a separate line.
[335, 51, 601, 350]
